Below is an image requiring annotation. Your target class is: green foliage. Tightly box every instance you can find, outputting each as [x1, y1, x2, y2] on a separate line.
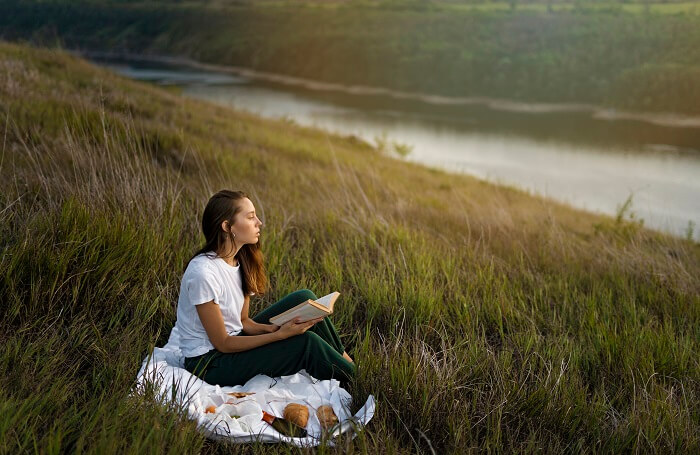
[2, 1, 700, 113]
[609, 63, 700, 112]
[1, 41, 699, 453]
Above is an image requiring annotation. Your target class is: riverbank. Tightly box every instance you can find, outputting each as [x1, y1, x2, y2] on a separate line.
[2, 0, 700, 115]
[1, 41, 698, 453]
[89, 51, 700, 241]
[79, 50, 700, 130]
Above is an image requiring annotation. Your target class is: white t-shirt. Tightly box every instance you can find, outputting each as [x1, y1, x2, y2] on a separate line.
[174, 252, 249, 358]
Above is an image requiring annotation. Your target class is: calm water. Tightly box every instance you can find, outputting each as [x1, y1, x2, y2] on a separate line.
[100, 59, 700, 240]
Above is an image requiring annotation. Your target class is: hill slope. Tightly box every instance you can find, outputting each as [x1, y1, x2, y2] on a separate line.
[0, 41, 698, 453]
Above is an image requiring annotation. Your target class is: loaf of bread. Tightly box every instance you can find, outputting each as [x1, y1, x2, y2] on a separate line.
[283, 403, 309, 428]
[316, 405, 338, 429]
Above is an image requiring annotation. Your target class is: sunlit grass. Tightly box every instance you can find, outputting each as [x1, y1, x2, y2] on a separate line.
[1, 41, 698, 453]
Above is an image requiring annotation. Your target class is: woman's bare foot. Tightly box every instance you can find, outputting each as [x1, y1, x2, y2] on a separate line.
[342, 351, 354, 364]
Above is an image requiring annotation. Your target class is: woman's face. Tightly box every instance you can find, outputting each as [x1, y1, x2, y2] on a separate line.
[227, 197, 262, 245]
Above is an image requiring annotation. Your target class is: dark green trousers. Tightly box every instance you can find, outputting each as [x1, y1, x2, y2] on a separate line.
[184, 289, 355, 387]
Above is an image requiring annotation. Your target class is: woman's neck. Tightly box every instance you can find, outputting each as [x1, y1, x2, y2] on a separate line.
[216, 238, 240, 267]
[217, 253, 238, 267]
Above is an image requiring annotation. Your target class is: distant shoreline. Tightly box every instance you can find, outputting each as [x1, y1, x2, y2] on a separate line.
[78, 50, 700, 130]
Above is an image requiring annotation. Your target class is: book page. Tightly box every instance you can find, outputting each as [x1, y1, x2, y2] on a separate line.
[314, 292, 336, 309]
[269, 303, 328, 325]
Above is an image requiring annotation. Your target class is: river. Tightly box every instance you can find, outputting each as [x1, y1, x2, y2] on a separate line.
[95, 57, 700, 241]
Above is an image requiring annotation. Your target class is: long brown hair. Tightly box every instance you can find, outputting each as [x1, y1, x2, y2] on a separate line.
[188, 190, 267, 296]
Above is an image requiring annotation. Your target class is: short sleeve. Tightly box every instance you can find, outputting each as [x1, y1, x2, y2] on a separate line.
[186, 267, 221, 306]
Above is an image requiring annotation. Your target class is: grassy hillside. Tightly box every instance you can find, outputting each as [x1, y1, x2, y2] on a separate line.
[0, 41, 698, 453]
[2, 0, 700, 115]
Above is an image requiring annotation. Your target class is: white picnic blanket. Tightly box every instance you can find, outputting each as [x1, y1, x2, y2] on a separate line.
[133, 326, 375, 447]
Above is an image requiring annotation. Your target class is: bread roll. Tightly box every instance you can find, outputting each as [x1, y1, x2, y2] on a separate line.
[316, 405, 338, 429]
[283, 403, 309, 428]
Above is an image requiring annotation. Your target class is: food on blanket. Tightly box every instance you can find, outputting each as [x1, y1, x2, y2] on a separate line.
[262, 410, 308, 438]
[205, 405, 217, 414]
[226, 392, 255, 398]
[283, 403, 309, 428]
[225, 392, 256, 403]
[316, 405, 338, 429]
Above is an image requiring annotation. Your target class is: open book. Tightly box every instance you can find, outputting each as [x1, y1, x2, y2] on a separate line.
[269, 292, 340, 326]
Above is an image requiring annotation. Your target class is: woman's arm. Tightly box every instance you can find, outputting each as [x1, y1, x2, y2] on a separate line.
[195, 300, 323, 353]
[240, 294, 277, 335]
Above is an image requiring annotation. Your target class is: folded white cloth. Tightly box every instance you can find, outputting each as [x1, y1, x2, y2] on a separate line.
[133, 326, 376, 447]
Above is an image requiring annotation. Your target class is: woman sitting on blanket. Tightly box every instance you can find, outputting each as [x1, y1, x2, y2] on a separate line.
[177, 189, 355, 388]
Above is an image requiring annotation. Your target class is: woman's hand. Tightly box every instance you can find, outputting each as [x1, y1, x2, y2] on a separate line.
[275, 316, 324, 340]
[241, 318, 280, 335]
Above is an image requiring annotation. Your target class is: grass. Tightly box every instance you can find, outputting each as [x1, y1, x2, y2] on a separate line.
[0, 40, 698, 453]
[438, 1, 700, 14]
[190, 0, 700, 14]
